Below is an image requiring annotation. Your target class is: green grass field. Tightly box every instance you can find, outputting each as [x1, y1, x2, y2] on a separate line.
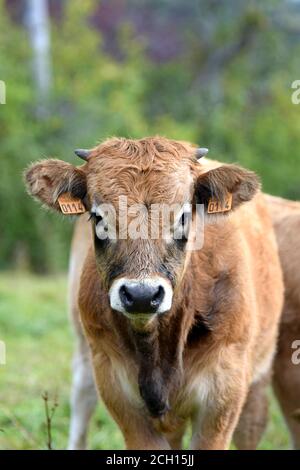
[0, 273, 291, 450]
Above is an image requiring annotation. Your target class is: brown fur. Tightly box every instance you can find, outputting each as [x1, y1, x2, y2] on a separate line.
[266, 195, 300, 449]
[24, 137, 284, 449]
[232, 195, 300, 450]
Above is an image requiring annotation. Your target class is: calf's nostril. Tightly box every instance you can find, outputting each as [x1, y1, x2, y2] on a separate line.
[119, 285, 133, 306]
[150, 285, 165, 307]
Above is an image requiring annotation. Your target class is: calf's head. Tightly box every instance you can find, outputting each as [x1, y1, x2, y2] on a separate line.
[25, 137, 259, 323]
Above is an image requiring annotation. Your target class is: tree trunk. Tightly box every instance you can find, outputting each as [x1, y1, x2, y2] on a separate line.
[26, 0, 52, 115]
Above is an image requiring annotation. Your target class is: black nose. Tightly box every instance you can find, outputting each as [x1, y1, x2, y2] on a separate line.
[119, 283, 165, 314]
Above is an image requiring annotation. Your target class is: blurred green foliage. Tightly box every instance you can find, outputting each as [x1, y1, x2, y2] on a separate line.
[0, 0, 299, 272]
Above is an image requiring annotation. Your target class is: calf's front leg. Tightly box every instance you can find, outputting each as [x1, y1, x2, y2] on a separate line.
[191, 374, 248, 450]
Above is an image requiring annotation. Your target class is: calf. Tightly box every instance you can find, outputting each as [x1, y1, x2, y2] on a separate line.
[25, 137, 283, 449]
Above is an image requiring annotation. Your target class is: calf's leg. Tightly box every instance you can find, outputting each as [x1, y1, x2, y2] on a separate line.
[233, 373, 270, 450]
[67, 338, 98, 450]
[165, 422, 187, 450]
[273, 310, 300, 449]
[190, 375, 248, 450]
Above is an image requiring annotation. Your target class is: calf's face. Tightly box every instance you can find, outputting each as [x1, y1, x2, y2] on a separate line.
[25, 137, 259, 322]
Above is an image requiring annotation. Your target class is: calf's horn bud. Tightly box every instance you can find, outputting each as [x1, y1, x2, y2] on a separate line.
[74, 149, 91, 161]
[196, 147, 209, 161]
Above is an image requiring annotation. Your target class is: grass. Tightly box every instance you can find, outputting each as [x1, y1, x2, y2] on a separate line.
[0, 272, 291, 450]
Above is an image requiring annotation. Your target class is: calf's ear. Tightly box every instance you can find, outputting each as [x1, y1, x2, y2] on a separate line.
[24, 159, 87, 213]
[195, 164, 260, 217]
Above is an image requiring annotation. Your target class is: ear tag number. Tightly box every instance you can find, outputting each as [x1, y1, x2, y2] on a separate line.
[57, 193, 86, 215]
[207, 193, 232, 214]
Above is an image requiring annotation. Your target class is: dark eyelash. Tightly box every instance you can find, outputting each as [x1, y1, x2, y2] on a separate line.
[174, 212, 191, 247]
[180, 212, 191, 227]
[88, 212, 103, 223]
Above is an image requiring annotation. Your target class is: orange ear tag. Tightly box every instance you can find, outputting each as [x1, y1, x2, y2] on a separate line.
[57, 193, 86, 215]
[207, 193, 233, 214]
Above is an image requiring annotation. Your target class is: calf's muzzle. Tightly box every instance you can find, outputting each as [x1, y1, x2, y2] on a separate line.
[109, 277, 173, 316]
[119, 283, 165, 314]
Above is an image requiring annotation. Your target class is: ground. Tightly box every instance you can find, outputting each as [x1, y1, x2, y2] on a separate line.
[0, 273, 291, 450]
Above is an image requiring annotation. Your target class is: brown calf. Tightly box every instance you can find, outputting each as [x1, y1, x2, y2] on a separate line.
[64, 192, 300, 450]
[25, 137, 284, 449]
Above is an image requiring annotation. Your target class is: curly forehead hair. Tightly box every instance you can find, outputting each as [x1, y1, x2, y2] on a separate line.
[91, 136, 197, 168]
[85, 137, 198, 206]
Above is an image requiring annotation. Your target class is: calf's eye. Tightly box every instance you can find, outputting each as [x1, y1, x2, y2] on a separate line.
[89, 212, 103, 225]
[174, 212, 191, 246]
[180, 212, 188, 227]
